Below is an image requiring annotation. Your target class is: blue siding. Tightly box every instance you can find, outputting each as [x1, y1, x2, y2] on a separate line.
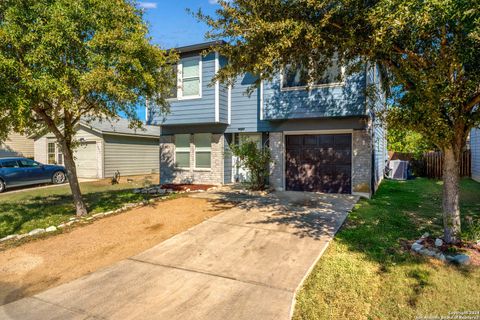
[155, 53, 220, 125]
[227, 73, 270, 133]
[263, 72, 366, 120]
[472, 128, 480, 182]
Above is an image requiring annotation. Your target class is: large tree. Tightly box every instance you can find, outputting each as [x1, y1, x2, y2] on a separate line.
[198, 0, 480, 243]
[0, 0, 176, 216]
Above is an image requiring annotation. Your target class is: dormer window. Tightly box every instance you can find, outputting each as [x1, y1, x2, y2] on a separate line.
[281, 59, 343, 91]
[178, 56, 202, 99]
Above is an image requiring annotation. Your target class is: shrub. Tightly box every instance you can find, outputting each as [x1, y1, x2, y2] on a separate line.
[231, 141, 272, 191]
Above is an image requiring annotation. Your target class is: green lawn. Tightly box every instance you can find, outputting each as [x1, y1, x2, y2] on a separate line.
[294, 178, 480, 320]
[0, 179, 159, 238]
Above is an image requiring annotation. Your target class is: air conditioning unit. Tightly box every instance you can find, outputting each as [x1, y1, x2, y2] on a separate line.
[389, 160, 409, 180]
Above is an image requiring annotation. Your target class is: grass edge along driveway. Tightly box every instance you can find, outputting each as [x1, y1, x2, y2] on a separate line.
[293, 178, 480, 320]
[0, 178, 161, 238]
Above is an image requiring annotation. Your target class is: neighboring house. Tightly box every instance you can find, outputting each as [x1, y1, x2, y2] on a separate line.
[0, 133, 35, 159]
[471, 128, 480, 182]
[34, 118, 160, 179]
[149, 41, 387, 197]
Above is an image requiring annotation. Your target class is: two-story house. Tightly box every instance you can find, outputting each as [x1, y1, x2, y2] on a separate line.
[149, 41, 387, 197]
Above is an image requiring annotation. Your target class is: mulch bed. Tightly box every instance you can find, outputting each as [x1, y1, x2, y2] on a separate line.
[160, 184, 215, 192]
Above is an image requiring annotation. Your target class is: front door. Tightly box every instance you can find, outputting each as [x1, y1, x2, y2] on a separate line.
[285, 134, 352, 193]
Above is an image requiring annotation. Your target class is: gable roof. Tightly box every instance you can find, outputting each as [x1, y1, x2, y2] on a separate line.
[80, 118, 160, 138]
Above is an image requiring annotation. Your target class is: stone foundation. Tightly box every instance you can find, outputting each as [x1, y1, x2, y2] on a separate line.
[352, 129, 372, 197]
[269, 132, 285, 191]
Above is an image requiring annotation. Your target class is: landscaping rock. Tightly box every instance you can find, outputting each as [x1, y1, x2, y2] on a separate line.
[426, 250, 437, 257]
[16, 234, 29, 240]
[92, 213, 104, 219]
[45, 226, 57, 232]
[446, 255, 455, 262]
[434, 238, 443, 247]
[436, 253, 446, 262]
[411, 243, 423, 252]
[104, 211, 114, 216]
[421, 232, 430, 238]
[66, 221, 76, 226]
[452, 254, 470, 265]
[57, 223, 66, 228]
[0, 234, 18, 242]
[29, 228, 45, 236]
[133, 189, 142, 194]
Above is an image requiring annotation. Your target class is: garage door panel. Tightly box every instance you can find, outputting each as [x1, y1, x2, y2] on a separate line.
[285, 134, 352, 194]
[74, 142, 98, 178]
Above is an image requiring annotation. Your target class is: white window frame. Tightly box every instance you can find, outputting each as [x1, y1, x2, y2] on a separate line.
[174, 134, 191, 170]
[193, 133, 211, 171]
[280, 60, 345, 92]
[47, 142, 63, 165]
[177, 56, 202, 100]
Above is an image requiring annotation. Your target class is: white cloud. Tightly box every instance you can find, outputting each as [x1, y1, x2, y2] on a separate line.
[138, 2, 157, 9]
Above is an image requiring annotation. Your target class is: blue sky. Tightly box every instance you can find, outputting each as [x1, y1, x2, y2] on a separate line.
[131, 1, 220, 120]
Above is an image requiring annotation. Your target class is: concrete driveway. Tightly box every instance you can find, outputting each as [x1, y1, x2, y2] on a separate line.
[0, 189, 358, 320]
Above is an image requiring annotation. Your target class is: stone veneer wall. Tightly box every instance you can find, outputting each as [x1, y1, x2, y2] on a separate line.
[268, 130, 373, 195]
[352, 129, 372, 196]
[269, 132, 285, 191]
[160, 133, 224, 185]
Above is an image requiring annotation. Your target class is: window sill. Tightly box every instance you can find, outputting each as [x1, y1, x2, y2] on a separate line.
[177, 95, 202, 101]
[174, 167, 190, 171]
[193, 168, 211, 172]
[280, 82, 345, 92]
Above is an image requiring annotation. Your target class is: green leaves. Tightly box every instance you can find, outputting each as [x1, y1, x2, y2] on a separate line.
[0, 0, 177, 136]
[199, 0, 480, 151]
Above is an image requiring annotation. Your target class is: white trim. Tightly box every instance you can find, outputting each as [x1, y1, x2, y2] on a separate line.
[259, 80, 264, 120]
[177, 56, 202, 100]
[214, 51, 220, 122]
[145, 99, 149, 123]
[282, 130, 354, 194]
[227, 84, 232, 124]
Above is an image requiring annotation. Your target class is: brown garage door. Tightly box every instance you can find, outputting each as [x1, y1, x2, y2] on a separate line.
[285, 134, 352, 193]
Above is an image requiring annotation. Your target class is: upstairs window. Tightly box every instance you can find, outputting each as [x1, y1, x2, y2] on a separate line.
[194, 133, 211, 169]
[282, 59, 343, 90]
[175, 134, 190, 168]
[180, 57, 201, 98]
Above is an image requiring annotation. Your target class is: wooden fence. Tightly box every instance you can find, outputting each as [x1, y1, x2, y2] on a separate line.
[423, 150, 471, 178]
[389, 150, 471, 178]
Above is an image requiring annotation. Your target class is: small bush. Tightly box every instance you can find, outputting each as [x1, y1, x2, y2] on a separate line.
[231, 141, 272, 191]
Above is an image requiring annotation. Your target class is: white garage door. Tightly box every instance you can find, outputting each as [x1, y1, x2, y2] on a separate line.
[74, 142, 98, 178]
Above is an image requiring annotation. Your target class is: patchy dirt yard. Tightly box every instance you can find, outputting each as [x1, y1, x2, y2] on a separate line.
[0, 196, 232, 306]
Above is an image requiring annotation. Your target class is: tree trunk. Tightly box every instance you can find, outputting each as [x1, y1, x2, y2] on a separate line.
[61, 141, 88, 216]
[442, 147, 461, 244]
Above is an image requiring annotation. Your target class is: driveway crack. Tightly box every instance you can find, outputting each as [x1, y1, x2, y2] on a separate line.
[127, 257, 293, 294]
